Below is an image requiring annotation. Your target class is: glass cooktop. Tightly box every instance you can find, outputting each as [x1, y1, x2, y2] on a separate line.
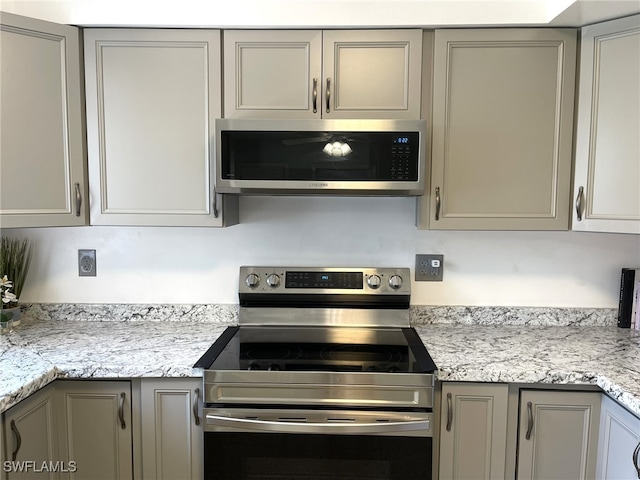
[195, 326, 437, 374]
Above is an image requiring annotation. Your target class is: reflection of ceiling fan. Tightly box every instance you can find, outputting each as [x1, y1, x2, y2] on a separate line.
[281, 134, 354, 157]
[281, 134, 332, 146]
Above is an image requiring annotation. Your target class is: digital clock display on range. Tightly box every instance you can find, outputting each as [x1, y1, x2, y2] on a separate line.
[393, 136, 410, 144]
[285, 271, 363, 289]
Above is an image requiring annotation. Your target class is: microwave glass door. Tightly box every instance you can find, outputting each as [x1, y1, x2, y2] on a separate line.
[220, 131, 419, 182]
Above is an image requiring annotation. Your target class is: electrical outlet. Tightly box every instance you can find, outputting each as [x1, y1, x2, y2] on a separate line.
[78, 249, 96, 277]
[415, 254, 444, 282]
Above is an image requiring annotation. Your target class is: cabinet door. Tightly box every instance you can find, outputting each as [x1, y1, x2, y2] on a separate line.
[596, 395, 640, 480]
[223, 30, 322, 119]
[0, 12, 87, 228]
[55, 381, 133, 480]
[323, 29, 422, 119]
[517, 390, 601, 480]
[439, 383, 508, 480]
[572, 15, 640, 234]
[84, 29, 237, 227]
[140, 378, 203, 480]
[427, 29, 576, 230]
[2, 385, 57, 480]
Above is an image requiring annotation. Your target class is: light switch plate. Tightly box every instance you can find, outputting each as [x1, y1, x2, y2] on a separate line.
[415, 254, 444, 281]
[78, 249, 96, 277]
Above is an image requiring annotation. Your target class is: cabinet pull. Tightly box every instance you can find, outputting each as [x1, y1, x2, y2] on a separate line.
[312, 78, 318, 113]
[74, 182, 82, 217]
[633, 440, 640, 479]
[193, 388, 201, 426]
[575, 186, 584, 221]
[10, 420, 21, 461]
[446, 392, 453, 432]
[435, 187, 441, 221]
[325, 78, 331, 113]
[118, 392, 126, 429]
[212, 186, 219, 219]
[525, 401, 534, 440]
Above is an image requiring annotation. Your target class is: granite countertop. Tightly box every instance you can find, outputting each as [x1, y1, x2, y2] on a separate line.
[1, 305, 639, 417]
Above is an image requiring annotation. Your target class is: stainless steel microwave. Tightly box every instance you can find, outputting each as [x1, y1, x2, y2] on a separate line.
[215, 119, 426, 195]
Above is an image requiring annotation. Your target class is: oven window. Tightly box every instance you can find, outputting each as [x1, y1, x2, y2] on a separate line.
[205, 433, 432, 480]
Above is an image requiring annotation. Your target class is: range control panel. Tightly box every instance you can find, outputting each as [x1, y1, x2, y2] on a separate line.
[239, 267, 410, 295]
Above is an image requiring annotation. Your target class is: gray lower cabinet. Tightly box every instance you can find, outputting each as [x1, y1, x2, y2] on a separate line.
[517, 390, 601, 480]
[438, 383, 509, 480]
[424, 28, 577, 230]
[140, 378, 203, 480]
[2, 384, 57, 480]
[54, 381, 133, 480]
[0, 12, 87, 228]
[596, 395, 640, 480]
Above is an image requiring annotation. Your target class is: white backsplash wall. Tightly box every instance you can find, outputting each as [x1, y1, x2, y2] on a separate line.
[9, 196, 640, 307]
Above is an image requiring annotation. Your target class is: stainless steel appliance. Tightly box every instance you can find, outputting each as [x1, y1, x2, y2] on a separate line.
[215, 119, 427, 195]
[194, 266, 437, 480]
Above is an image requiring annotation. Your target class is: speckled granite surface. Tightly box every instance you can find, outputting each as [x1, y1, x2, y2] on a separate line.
[1, 304, 637, 418]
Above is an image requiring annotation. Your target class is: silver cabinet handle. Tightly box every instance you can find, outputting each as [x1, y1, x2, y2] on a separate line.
[312, 78, 318, 113]
[435, 187, 441, 221]
[193, 388, 201, 426]
[10, 420, 21, 461]
[525, 401, 534, 440]
[118, 392, 126, 429]
[74, 182, 82, 217]
[212, 186, 219, 219]
[633, 439, 640, 479]
[575, 186, 584, 221]
[446, 392, 453, 432]
[206, 414, 429, 435]
[325, 78, 331, 113]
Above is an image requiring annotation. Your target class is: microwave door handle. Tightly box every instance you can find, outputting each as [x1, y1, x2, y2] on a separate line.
[205, 414, 429, 434]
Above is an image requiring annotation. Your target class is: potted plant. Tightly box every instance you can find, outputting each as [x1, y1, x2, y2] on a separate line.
[0, 237, 32, 327]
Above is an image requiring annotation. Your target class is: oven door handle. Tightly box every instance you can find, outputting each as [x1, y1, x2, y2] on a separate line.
[205, 414, 430, 434]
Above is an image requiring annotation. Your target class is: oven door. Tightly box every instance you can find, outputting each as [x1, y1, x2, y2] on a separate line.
[203, 408, 433, 480]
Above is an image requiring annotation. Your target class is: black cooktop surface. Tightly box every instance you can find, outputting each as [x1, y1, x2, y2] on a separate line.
[194, 326, 437, 374]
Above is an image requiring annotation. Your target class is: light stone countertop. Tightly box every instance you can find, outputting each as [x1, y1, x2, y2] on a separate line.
[1, 304, 638, 417]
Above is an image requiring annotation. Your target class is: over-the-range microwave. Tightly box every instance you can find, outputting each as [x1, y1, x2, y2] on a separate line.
[215, 119, 426, 195]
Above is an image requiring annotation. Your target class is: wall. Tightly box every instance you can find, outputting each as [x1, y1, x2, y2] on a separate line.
[10, 196, 640, 308]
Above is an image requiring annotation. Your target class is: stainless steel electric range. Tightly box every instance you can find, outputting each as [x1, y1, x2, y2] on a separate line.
[194, 266, 437, 480]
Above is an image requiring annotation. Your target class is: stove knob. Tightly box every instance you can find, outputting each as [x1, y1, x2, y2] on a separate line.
[367, 274, 382, 289]
[268, 364, 281, 371]
[248, 363, 260, 370]
[266, 273, 281, 288]
[389, 274, 403, 289]
[245, 273, 260, 288]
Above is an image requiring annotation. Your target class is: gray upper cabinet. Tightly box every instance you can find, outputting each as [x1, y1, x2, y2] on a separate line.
[0, 12, 88, 228]
[425, 28, 576, 230]
[223, 29, 422, 119]
[572, 15, 640, 235]
[84, 29, 238, 227]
